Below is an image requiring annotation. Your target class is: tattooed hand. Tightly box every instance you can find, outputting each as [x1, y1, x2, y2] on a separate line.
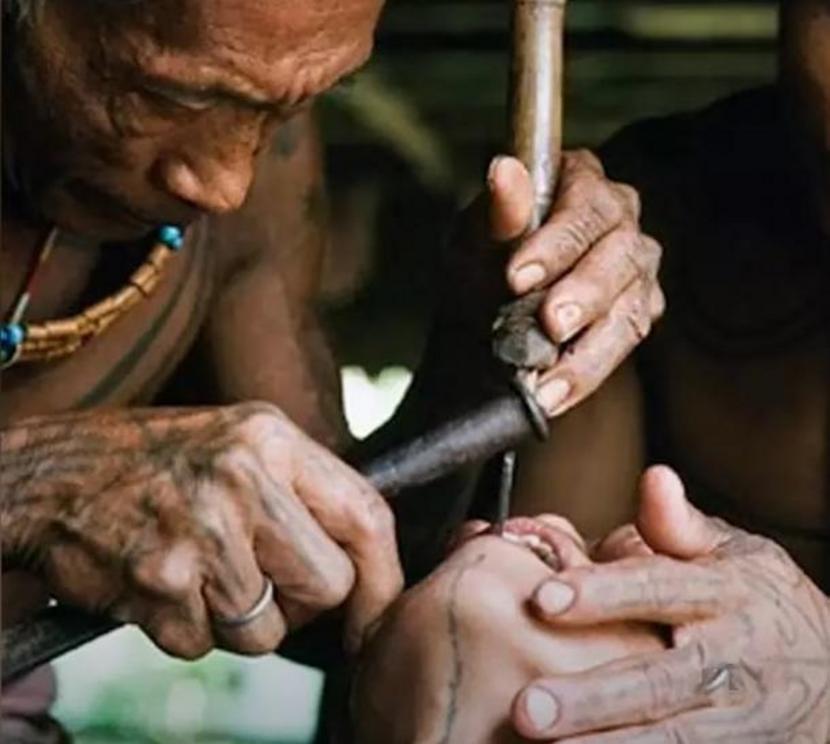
[450, 151, 664, 415]
[512, 466, 830, 743]
[0, 403, 402, 659]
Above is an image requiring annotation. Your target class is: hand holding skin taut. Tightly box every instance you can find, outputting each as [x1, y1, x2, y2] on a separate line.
[352, 516, 663, 744]
[512, 468, 830, 742]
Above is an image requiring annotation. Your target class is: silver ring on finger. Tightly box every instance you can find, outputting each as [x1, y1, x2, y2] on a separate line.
[212, 577, 275, 629]
[699, 664, 736, 695]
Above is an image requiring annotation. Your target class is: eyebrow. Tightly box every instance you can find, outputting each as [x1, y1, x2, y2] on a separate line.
[143, 77, 286, 113]
[144, 64, 368, 114]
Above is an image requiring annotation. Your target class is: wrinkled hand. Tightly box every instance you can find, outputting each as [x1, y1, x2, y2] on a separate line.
[484, 151, 664, 415]
[512, 466, 830, 743]
[1, 403, 402, 659]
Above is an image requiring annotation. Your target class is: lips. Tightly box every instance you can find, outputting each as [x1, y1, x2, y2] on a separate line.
[501, 517, 564, 570]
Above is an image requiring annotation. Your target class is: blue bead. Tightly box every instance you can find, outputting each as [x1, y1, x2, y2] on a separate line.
[1, 323, 25, 347]
[9, 324, 25, 345]
[158, 225, 184, 251]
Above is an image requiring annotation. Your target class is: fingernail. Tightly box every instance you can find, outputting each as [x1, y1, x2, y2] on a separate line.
[537, 378, 571, 415]
[487, 155, 507, 187]
[554, 302, 583, 339]
[523, 686, 560, 731]
[512, 263, 546, 292]
[536, 580, 576, 616]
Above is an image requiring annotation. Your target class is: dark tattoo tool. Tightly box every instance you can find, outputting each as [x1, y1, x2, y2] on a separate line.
[2, 393, 548, 683]
[1, 0, 568, 684]
[492, 0, 568, 530]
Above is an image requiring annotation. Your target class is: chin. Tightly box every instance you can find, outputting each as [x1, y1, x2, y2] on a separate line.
[57, 214, 157, 242]
[40, 191, 160, 243]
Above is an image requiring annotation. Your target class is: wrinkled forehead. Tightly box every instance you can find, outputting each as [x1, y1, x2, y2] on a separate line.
[112, 0, 383, 99]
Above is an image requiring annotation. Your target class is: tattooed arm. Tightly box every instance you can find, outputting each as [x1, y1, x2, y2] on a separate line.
[171, 108, 348, 451]
[0, 404, 401, 659]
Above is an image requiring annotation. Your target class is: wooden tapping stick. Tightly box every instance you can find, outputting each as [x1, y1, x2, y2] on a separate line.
[510, 0, 566, 233]
[493, 0, 568, 372]
[493, 0, 568, 527]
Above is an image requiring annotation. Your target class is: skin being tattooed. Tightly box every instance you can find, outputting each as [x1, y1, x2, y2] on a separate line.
[438, 556, 484, 744]
[351, 519, 663, 744]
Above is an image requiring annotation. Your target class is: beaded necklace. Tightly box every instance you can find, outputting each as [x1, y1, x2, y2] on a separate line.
[1, 224, 185, 370]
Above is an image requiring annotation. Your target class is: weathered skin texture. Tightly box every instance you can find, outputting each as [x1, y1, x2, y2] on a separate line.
[352, 520, 662, 744]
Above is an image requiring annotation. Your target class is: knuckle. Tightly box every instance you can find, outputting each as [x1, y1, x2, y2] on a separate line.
[613, 181, 642, 217]
[153, 623, 212, 660]
[348, 492, 396, 544]
[615, 287, 653, 343]
[641, 660, 679, 721]
[311, 570, 354, 610]
[558, 200, 615, 256]
[131, 545, 199, 599]
[567, 148, 605, 174]
[231, 401, 295, 441]
[651, 285, 667, 320]
[643, 235, 664, 268]
[234, 624, 287, 656]
[618, 232, 656, 281]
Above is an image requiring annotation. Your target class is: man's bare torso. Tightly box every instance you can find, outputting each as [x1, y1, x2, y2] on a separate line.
[516, 87, 830, 589]
[1, 218, 214, 421]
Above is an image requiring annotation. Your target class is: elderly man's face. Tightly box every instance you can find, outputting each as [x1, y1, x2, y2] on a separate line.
[5, 0, 382, 238]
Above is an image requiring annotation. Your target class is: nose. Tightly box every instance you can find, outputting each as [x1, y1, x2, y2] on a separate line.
[157, 150, 255, 215]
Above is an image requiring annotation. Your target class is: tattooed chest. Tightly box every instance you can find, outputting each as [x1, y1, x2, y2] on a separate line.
[1, 236, 213, 423]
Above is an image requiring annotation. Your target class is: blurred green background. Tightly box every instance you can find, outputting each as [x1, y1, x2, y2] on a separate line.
[53, 1, 777, 741]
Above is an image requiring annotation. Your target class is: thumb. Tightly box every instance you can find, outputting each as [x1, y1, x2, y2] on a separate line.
[636, 465, 727, 559]
[488, 155, 534, 242]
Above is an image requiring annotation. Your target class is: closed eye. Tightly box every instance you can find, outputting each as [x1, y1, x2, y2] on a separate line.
[141, 82, 216, 112]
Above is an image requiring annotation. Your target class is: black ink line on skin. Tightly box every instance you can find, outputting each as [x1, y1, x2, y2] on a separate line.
[75, 235, 198, 408]
[273, 119, 301, 159]
[438, 553, 486, 744]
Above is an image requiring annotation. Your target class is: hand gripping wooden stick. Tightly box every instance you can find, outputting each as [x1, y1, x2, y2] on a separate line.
[2, 394, 543, 683]
[511, 0, 566, 233]
[493, 0, 567, 373]
[493, 0, 568, 528]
